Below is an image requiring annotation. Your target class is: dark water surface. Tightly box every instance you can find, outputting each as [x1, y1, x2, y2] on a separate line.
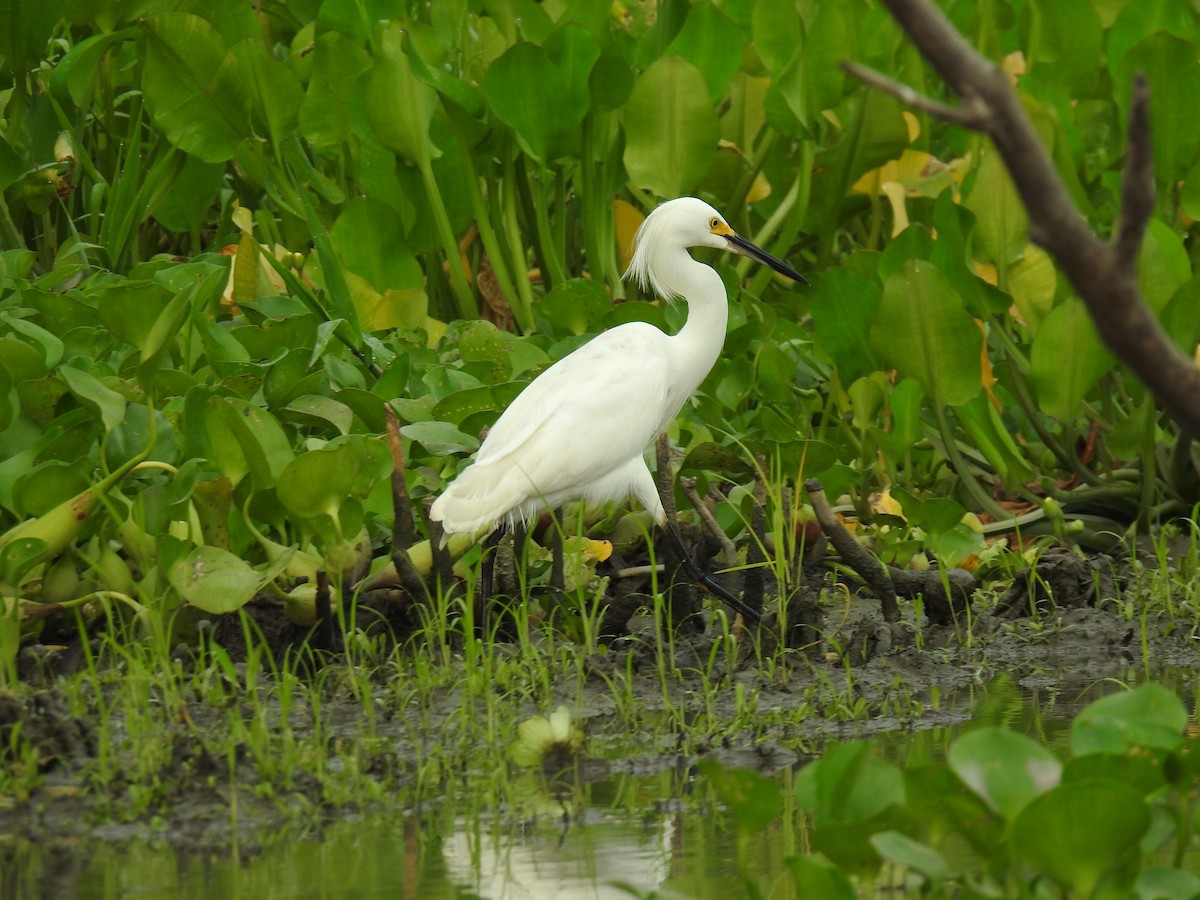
[1, 667, 1172, 899]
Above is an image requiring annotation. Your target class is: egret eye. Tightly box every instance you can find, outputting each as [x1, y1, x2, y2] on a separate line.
[709, 216, 721, 230]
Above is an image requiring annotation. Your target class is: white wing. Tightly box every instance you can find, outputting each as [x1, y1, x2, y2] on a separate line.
[432, 323, 674, 532]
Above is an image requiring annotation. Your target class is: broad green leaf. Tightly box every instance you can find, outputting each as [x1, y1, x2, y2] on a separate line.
[1139, 218, 1191, 314]
[794, 741, 905, 826]
[810, 269, 883, 382]
[665, 3, 743, 101]
[94, 281, 174, 352]
[282, 395, 355, 436]
[0, 0, 65, 99]
[949, 727, 1061, 820]
[1062, 752, 1168, 797]
[752, 0, 802, 74]
[232, 39, 303, 149]
[300, 31, 372, 148]
[871, 260, 981, 408]
[1134, 867, 1200, 900]
[1107, 0, 1200, 75]
[277, 435, 392, 523]
[3, 315, 64, 368]
[622, 56, 719, 199]
[1008, 243, 1056, 334]
[1072, 684, 1188, 755]
[1114, 33, 1200, 186]
[483, 42, 573, 163]
[870, 831, 948, 887]
[544, 23, 600, 121]
[1011, 779, 1149, 897]
[534, 278, 611, 336]
[331, 199, 423, 294]
[169, 544, 292, 614]
[14, 461, 90, 518]
[153, 155, 225, 233]
[348, 278, 429, 333]
[1030, 298, 1114, 421]
[60, 366, 126, 433]
[964, 148, 1027, 267]
[48, 29, 131, 109]
[400, 421, 478, 456]
[204, 397, 295, 488]
[140, 13, 252, 162]
[1025, 0, 1103, 96]
[366, 21, 440, 168]
[784, 856, 856, 899]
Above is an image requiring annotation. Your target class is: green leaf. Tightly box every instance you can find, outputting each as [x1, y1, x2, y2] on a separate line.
[810, 270, 883, 382]
[1072, 684, 1188, 755]
[331, 199, 423, 294]
[1025, 0, 1103, 96]
[963, 149, 1027, 267]
[276, 435, 392, 524]
[400, 421, 478, 456]
[0, 0, 65, 99]
[204, 397, 295, 489]
[871, 259, 981, 408]
[300, 32, 372, 148]
[1011, 779, 1149, 897]
[94, 281, 174, 350]
[59, 366, 126, 433]
[1030, 298, 1114, 421]
[622, 56, 719, 198]
[870, 831, 948, 887]
[665, 3, 743, 101]
[751, 0, 802, 74]
[169, 544, 292, 614]
[948, 726, 1061, 820]
[1134, 867, 1200, 900]
[544, 23, 600, 122]
[232, 39, 303, 149]
[534, 278, 611, 336]
[484, 42, 573, 163]
[1114, 33, 1200, 186]
[140, 13, 252, 162]
[784, 856, 856, 899]
[366, 21, 440, 168]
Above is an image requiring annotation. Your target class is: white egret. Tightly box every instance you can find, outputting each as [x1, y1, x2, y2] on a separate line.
[430, 197, 807, 623]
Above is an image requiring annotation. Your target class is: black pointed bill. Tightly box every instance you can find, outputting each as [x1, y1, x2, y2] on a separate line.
[725, 232, 809, 285]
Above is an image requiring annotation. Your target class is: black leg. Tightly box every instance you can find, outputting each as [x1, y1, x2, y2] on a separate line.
[477, 525, 506, 634]
[660, 523, 762, 625]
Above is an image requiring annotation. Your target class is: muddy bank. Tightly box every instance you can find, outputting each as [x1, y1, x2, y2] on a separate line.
[2, 547, 1198, 853]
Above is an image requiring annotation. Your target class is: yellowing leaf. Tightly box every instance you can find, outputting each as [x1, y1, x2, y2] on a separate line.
[1008, 244, 1057, 334]
[614, 198, 644, 273]
[346, 271, 428, 332]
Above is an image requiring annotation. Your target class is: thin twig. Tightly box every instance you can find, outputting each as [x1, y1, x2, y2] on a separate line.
[840, 60, 989, 128]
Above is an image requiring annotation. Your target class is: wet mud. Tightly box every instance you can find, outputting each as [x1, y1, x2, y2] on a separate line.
[2, 544, 1198, 855]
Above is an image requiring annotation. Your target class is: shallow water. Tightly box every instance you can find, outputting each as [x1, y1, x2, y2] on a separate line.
[5, 672, 1137, 900]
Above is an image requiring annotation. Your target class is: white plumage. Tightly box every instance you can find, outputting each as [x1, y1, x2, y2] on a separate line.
[429, 196, 805, 539]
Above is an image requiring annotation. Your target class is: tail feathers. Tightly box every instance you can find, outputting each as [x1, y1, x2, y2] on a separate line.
[429, 464, 530, 536]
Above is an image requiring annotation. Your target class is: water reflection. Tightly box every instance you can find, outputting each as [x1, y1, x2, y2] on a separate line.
[2, 671, 1183, 899]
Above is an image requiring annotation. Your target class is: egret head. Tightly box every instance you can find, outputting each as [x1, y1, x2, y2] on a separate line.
[625, 197, 807, 300]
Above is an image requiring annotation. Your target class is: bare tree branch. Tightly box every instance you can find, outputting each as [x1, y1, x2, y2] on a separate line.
[840, 60, 988, 128]
[1113, 72, 1155, 270]
[855, 0, 1200, 440]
